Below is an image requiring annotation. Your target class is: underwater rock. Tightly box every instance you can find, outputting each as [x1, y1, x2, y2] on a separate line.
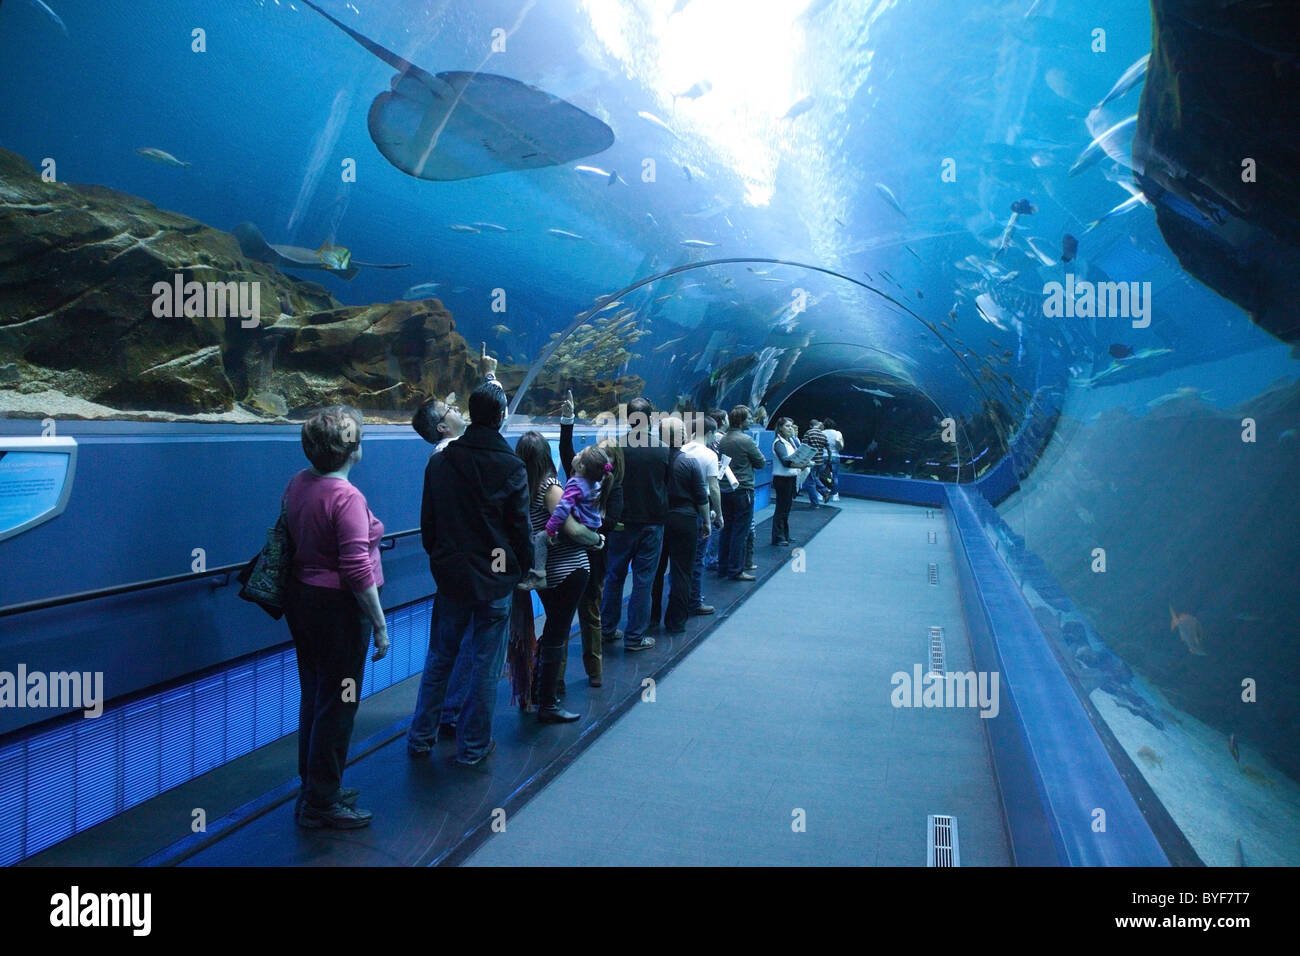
[0, 147, 481, 419]
[1137, 0, 1300, 342]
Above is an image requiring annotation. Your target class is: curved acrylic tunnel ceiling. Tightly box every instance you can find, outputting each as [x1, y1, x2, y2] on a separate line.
[513, 258, 1012, 442]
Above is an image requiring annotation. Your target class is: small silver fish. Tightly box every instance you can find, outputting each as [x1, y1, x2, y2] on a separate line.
[547, 228, 586, 240]
[404, 282, 441, 299]
[637, 110, 677, 137]
[136, 147, 190, 168]
[1069, 114, 1137, 177]
[681, 239, 718, 248]
[874, 182, 906, 218]
[449, 224, 481, 233]
[574, 165, 623, 186]
[1095, 54, 1150, 111]
[471, 222, 511, 232]
[781, 94, 815, 120]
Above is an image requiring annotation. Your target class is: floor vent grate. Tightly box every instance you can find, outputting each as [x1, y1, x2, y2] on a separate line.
[928, 626, 946, 674]
[927, 562, 938, 586]
[927, 814, 960, 867]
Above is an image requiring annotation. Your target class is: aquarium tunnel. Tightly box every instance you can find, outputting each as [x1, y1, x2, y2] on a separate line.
[0, 0, 1296, 868]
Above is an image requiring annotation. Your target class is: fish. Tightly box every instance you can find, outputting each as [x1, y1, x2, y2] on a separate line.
[653, 336, 686, 353]
[135, 147, 190, 168]
[1025, 236, 1057, 267]
[781, 95, 815, 120]
[298, 0, 613, 181]
[10, 0, 68, 34]
[1240, 765, 1274, 787]
[681, 239, 718, 248]
[654, 294, 678, 303]
[470, 222, 512, 232]
[974, 293, 1010, 331]
[403, 282, 442, 299]
[491, 324, 513, 337]
[313, 242, 351, 270]
[232, 222, 410, 281]
[874, 182, 907, 218]
[1228, 733, 1239, 763]
[596, 299, 622, 311]
[1108, 343, 1134, 359]
[1170, 606, 1207, 655]
[673, 79, 713, 103]
[851, 386, 894, 398]
[760, 277, 786, 283]
[1135, 745, 1163, 770]
[1234, 838, 1246, 867]
[915, 290, 924, 299]
[574, 164, 624, 186]
[547, 228, 587, 240]
[1095, 54, 1150, 111]
[451, 286, 468, 294]
[1083, 192, 1149, 232]
[1010, 198, 1037, 216]
[449, 224, 481, 233]
[1068, 114, 1137, 177]
[681, 164, 694, 181]
[994, 199, 1036, 258]
[646, 213, 660, 228]
[637, 110, 678, 137]
[905, 246, 922, 262]
[1061, 234, 1078, 262]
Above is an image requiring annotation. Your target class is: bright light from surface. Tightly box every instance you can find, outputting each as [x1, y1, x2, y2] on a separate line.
[582, 0, 812, 207]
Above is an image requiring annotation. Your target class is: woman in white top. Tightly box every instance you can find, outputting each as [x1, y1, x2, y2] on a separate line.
[770, 417, 804, 546]
[822, 417, 844, 502]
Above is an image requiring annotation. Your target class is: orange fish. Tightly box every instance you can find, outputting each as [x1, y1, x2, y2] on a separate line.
[1170, 606, 1207, 655]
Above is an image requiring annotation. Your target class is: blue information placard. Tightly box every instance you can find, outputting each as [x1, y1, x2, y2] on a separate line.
[0, 438, 78, 542]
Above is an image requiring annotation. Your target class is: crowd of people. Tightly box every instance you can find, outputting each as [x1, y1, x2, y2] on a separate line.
[277, 354, 843, 829]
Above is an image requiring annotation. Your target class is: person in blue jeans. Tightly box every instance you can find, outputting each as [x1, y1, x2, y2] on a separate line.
[601, 397, 669, 652]
[407, 381, 533, 765]
[716, 405, 766, 581]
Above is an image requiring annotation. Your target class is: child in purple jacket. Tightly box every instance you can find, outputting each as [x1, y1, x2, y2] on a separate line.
[519, 445, 611, 590]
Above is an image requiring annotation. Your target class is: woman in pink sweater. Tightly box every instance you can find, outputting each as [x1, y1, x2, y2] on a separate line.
[282, 406, 389, 830]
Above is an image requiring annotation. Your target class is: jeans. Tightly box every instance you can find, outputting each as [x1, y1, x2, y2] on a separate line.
[284, 580, 370, 809]
[771, 474, 796, 543]
[601, 522, 664, 643]
[803, 469, 825, 507]
[719, 489, 754, 578]
[827, 458, 840, 497]
[407, 590, 512, 762]
[702, 524, 720, 570]
[691, 516, 709, 607]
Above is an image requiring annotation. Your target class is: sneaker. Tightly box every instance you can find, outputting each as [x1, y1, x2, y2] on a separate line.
[689, 604, 715, 615]
[831, 494, 840, 502]
[745, 563, 758, 571]
[297, 801, 373, 830]
[624, 636, 656, 652]
[602, 629, 624, 644]
[456, 739, 497, 766]
[731, 572, 756, 582]
[774, 540, 790, 548]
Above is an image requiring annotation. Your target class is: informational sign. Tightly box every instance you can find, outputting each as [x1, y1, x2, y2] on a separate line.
[0, 437, 77, 542]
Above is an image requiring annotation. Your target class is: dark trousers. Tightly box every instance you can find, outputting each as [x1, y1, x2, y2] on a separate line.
[651, 510, 701, 628]
[772, 475, 796, 543]
[572, 544, 607, 681]
[535, 568, 589, 706]
[284, 579, 370, 809]
[719, 489, 754, 578]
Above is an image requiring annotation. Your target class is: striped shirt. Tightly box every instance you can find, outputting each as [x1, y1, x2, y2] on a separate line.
[531, 475, 589, 585]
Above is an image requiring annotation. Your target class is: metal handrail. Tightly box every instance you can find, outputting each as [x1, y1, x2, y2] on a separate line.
[0, 528, 422, 619]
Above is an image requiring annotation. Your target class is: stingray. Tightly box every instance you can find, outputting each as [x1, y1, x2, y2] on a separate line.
[233, 222, 409, 282]
[299, 0, 613, 181]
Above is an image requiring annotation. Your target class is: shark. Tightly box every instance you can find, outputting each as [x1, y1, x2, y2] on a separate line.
[233, 222, 409, 281]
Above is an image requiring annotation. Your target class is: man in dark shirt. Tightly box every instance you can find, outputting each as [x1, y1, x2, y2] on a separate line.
[601, 397, 669, 652]
[406, 382, 532, 765]
[716, 405, 767, 581]
[649, 416, 710, 632]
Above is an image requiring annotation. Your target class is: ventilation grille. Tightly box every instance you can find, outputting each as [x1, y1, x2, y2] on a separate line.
[927, 563, 939, 586]
[928, 626, 946, 675]
[928, 814, 960, 866]
[0, 598, 435, 866]
[927, 530, 937, 544]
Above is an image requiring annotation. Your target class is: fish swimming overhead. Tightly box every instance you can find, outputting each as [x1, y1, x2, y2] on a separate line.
[1069, 114, 1137, 177]
[1108, 343, 1134, 359]
[681, 239, 718, 248]
[471, 221, 512, 232]
[1084, 192, 1149, 232]
[1025, 236, 1057, 267]
[404, 282, 442, 299]
[1170, 606, 1207, 655]
[136, 147, 190, 168]
[1095, 53, 1150, 111]
[574, 164, 623, 186]
[673, 79, 713, 103]
[547, 228, 587, 240]
[315, 243, 351, 270]
[874, 182, 907, 218]
[781, 95, 815, 120]
[1229, 733, 1240, 763]
[9, 0, 67, 35]
[851, 386, 894, 398]
[1061, 233, 1078, 262]
[449, 224, 481, 233]
[637, 110, 678, 137]
[233, 222, 409, 281]
[297, 0, 613, 181]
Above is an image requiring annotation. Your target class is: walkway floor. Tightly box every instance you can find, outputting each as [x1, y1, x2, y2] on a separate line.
[467, 498, 1012, 866]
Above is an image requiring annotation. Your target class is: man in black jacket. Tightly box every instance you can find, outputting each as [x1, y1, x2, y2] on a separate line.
[406, 382, 532, 765]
